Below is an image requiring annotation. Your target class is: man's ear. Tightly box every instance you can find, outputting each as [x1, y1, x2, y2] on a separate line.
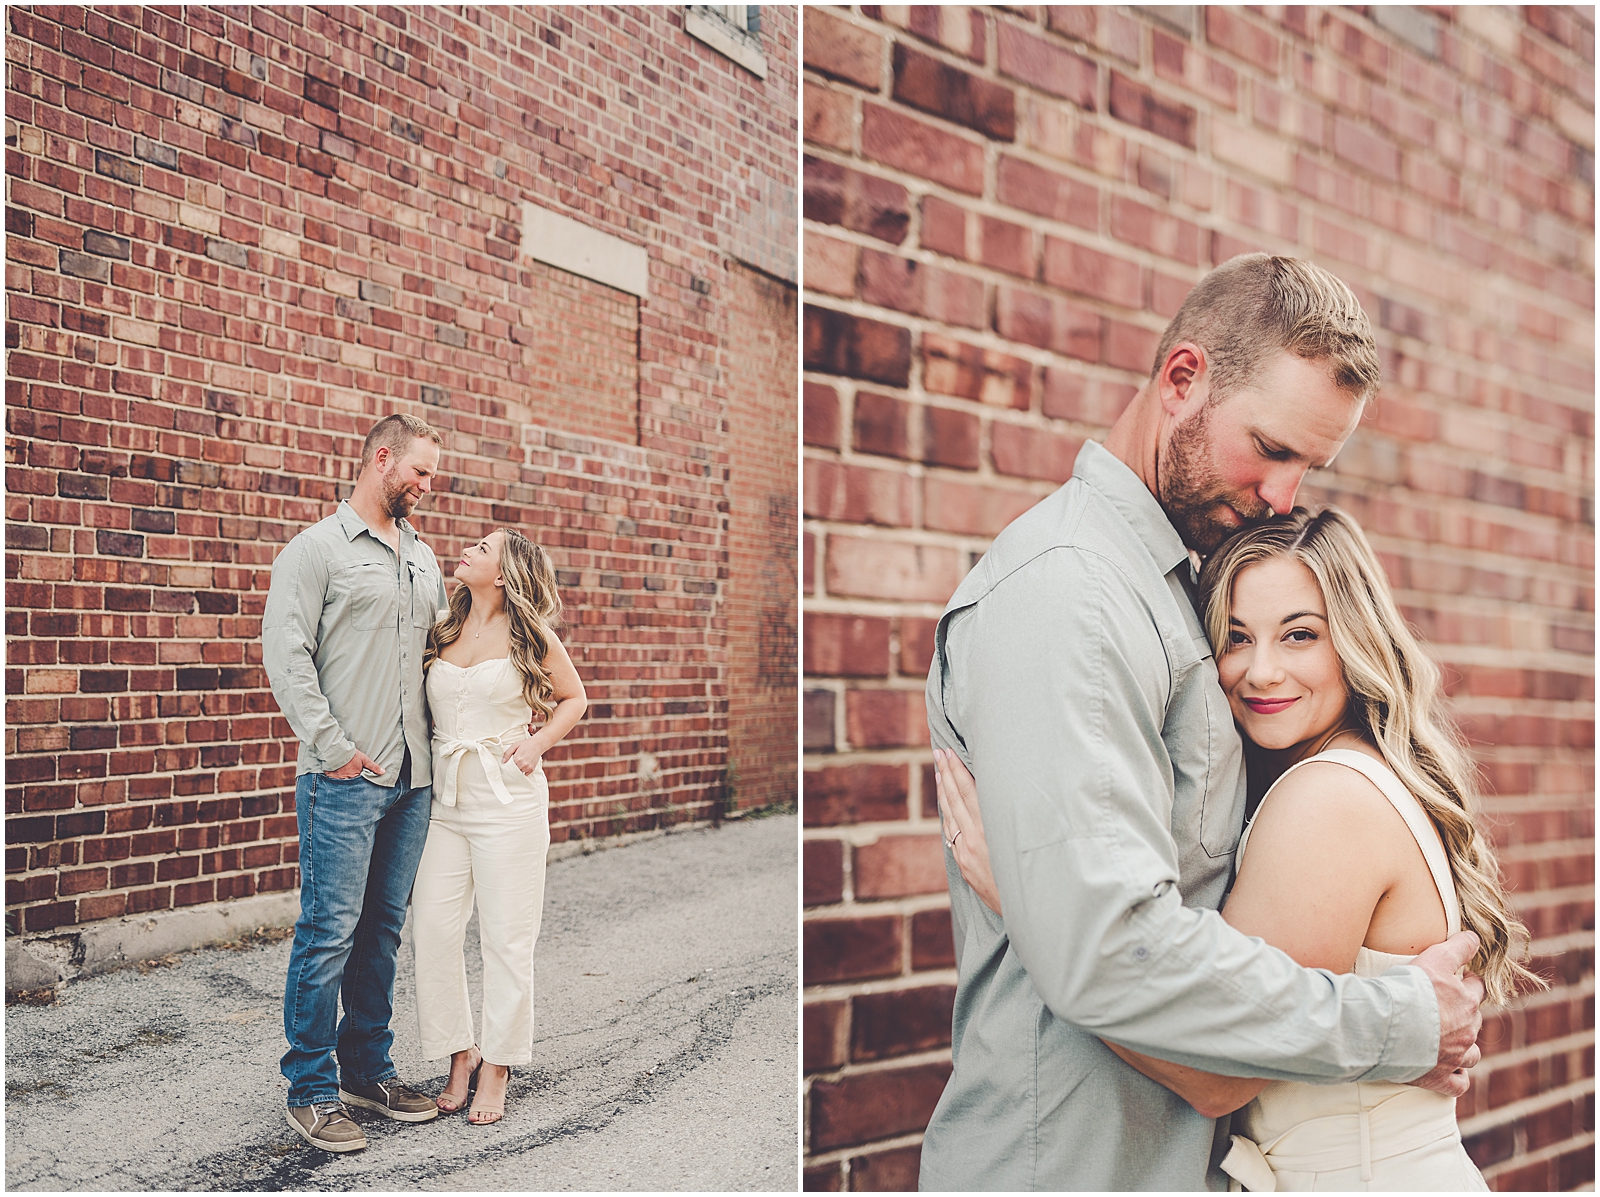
[1156, 342, 1209, 419]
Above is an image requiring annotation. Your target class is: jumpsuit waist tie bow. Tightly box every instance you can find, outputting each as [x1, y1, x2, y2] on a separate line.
[431, 727, 532, 807]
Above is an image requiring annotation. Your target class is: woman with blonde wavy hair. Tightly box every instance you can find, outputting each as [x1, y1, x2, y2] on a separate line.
[411, 528, 586, 1125]
[936, 506, 1538, 1190]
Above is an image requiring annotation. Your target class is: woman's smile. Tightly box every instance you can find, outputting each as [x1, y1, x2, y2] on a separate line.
[1241, 695, 1299, 714]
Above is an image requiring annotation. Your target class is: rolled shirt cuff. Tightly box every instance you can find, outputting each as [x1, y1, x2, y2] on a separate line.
[1357, 964, 1441, 1084]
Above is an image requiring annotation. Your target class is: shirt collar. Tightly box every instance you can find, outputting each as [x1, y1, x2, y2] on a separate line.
[334, 499, 414, 545]
[1072, 439, 1190, 579]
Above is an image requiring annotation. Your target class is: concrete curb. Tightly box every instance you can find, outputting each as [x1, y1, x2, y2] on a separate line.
[5, 890, 300, 997]
[545, 818, 729, 864]
[4, 817, 762, 997]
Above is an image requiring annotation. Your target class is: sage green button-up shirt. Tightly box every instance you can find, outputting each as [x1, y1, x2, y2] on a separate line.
[920, 440, 1440, 1192]
[262, 501, 448, 787]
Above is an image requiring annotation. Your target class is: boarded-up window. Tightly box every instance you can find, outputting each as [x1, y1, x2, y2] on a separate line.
[516, 260, 639, 445]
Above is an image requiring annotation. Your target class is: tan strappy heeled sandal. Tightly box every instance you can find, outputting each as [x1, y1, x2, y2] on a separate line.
[436, 1050, 482, 1114]
[468, 1064, 511, 1125]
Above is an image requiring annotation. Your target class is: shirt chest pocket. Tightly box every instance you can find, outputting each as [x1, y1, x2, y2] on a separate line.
[1167, 638, 1245, 860]
[407, 562, 440, 630]
[1195, 651, 1245, 858]
[340, 560, 399, 631]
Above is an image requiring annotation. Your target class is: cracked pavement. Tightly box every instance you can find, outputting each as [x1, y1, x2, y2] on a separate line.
[5, 813, 799, 1191]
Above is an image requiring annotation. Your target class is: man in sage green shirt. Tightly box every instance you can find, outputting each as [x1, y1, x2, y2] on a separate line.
[263, 414, 450, 1151]
[921, 257, 1484, 1190]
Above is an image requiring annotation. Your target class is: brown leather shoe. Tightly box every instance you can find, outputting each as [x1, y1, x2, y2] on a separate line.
[340, 1077, 440, 1123]
[286, 1101, 368, 1152]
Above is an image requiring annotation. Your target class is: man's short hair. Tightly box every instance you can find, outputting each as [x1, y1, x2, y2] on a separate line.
[1151, 254, 1381, 402]
[360, 413, 442, 470]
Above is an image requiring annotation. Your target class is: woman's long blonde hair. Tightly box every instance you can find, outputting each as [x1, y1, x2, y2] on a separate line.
[424, 529, 563, 718]
[1198, 507, 1542, 1005]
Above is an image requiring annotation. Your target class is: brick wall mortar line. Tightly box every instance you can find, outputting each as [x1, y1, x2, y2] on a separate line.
[801, 292, 1166, 350]
[805, 465, 1064, 510]
[800, 600, 986, 620]
[802, 1130, 930, 1170]
[802, 825, 945, 848]
[1497, 839, 1600, 864]
[1475, 1030, 1599, 1075]
[800, 838, 947, 876]
[1507, 884, 1596, 912]
[1386, 575, 1597, 607]
[1521, 929, 1597, 958]
[1479, 791, 1598, 816]
[803, 968, 961, 1003]
[803, 1042, 956, 1079]
[801, 519, 997, 553]
[1477, 1129, 1596, 1181]
[1490, 974, 1599, 1014]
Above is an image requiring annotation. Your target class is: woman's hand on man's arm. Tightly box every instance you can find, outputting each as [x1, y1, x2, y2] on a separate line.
[934, 748, 1002, 916]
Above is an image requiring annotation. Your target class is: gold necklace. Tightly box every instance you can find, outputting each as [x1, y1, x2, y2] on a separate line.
[1313, 723, 1361, 755]
[472, 611, 506, 640]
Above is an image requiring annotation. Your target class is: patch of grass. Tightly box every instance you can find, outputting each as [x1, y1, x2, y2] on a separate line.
[5, 1078, 68, 1098]
[76, 1025, 180, 1063]
[220, 925, 296, 951]
[726, 800, 797, 820]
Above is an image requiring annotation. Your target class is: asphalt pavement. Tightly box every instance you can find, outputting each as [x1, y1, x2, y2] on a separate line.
[5, 812, 799, 1192]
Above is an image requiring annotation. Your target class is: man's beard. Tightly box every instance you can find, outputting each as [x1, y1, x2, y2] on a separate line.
[1158, 403, 1271, 554]
[380, 464, 420, 520]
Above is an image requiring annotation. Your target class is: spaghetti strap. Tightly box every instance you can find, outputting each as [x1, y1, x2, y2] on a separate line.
[1236, 748, 1460, 935]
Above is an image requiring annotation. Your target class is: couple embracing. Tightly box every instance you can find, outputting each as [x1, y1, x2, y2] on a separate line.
[261, 414, 587, 1151]
[923, 255, 1538, 1191]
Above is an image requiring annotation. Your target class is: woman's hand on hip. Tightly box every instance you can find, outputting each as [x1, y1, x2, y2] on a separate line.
[934, 747, 1002, 917]
[503, 740, 545, 776]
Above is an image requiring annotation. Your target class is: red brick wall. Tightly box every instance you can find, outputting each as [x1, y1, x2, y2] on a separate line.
[801, 5, 1593, 1190]
[726, 260, 800, 814]
[6, 5, 798, 936]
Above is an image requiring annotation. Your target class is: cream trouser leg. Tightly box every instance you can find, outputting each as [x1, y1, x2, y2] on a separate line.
[412, 770, 550, 1065]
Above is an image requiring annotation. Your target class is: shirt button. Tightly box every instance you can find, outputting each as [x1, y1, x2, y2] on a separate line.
[1133, 946, 1149, 961]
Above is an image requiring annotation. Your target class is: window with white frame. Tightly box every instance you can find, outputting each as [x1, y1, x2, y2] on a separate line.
[685, 5, 766, 77]
[711, 5, 759, 33]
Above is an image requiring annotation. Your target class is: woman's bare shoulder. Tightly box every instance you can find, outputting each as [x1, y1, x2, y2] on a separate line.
[1227, 756, 1414, 971]
[1249, 757, 1411, 857]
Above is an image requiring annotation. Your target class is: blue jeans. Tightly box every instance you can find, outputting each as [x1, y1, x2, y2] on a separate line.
[281, 765, 432, 1107]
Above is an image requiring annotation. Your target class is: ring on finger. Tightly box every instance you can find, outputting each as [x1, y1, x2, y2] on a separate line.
[946, 828, 963, 850]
